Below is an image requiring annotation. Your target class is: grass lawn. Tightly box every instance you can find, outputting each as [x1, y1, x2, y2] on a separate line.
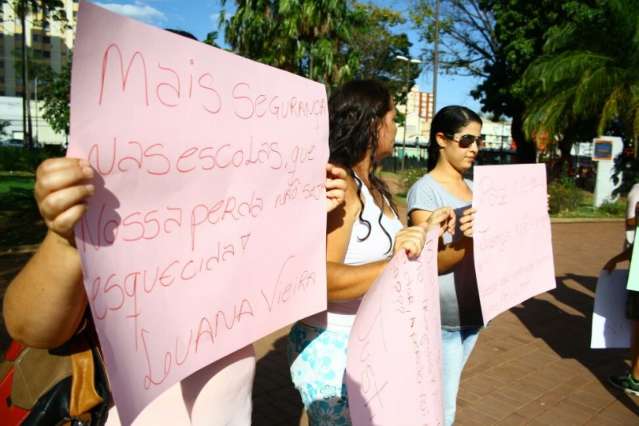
[552, 190, 625, 219]
[0, 172, 46, 249]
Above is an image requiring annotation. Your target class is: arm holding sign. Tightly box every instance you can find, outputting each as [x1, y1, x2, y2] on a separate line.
[603, 248, 632, 273]
[3, 158, 92, 348]
[4, 158, 351, 348]
[326, 178, 453, 300]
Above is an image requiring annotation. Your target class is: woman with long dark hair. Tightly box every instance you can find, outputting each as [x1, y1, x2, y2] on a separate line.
[287, 80, 454, 425]
[407, 105, 484, 426]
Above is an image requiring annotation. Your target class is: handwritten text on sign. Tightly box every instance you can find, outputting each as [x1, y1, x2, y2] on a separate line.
[472, 164, 556, 323]
[346, 229, 443, 426]
[68, 3, 328, 424]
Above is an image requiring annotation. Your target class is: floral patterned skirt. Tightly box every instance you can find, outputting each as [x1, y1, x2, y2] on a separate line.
[287, 321, 351, 426]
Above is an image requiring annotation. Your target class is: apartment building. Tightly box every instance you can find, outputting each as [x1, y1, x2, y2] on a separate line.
[396, 86, 433, 148]
[0, 0, 77, 143]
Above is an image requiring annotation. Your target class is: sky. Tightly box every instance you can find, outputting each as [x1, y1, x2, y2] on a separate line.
[93, 0, 482, 113]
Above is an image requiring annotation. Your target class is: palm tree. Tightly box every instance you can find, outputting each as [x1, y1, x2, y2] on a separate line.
[521, 0, 639, 159]
[222, 0, 358, 86]
[12, 0, 66, 149]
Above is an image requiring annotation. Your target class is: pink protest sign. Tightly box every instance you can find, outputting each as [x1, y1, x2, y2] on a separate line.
[346, 230, 443, 426]
[472, 164, 556, 323]
[68, 2, 328, 424]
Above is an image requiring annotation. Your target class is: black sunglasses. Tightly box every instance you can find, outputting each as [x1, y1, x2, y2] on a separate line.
[444, 133, 484, 148]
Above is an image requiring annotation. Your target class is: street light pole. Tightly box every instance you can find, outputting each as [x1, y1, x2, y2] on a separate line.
[432, 0, 441, 113]
[34, 76, 38, 145]
[395, 55, 422, 171]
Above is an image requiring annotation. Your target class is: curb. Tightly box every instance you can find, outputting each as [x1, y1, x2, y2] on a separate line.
[550, 217, 625, 224]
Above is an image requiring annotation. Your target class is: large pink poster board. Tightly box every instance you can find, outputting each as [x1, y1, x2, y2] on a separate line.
[346, 230, 443, 426]
[68, 2, 328, 424]
[472, 164, 556, 323]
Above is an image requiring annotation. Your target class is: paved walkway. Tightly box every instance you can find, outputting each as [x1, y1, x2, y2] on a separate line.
[251, 222, 639, 425]
[1, 222, 637, 424]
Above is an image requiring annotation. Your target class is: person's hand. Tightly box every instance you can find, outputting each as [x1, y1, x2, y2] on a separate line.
[394, 225, 427, 259]
[325, 163, 347, 213]
[459, 207, 476, 238]
[34, 158, 95, 244]
[603, 258, 618, 273]
[427, 207, 455, 236]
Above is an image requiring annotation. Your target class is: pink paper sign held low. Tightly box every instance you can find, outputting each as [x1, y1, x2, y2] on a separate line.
[69, 2, 329, 424]
[472, 164, 556, 323]
[346, 229, 443, 426]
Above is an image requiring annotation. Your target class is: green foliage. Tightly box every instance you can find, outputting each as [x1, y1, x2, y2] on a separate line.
[0, 145, 65, 172]
[599, 200, 626, 216]
[398, 167, 424, 194]
[222, 0, 358, 86]
[349, 3, 419, 107]
[39, 61, 71, 135]
[521, 0, 639, 145]
[0, 174, 47, 248]
[221, 0, 418, 93]
[548, 176, 585, 214]
[203, 31, 220, 48]
[411, 0, 574, 162]
[11, 0, 67, 22]
[612, 153, 639, 197]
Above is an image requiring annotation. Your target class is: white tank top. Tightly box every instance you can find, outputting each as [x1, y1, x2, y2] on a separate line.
[304, 177, 403, 330]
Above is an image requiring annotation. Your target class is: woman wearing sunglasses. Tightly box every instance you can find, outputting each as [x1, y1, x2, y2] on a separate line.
[407, 105, 484, 426]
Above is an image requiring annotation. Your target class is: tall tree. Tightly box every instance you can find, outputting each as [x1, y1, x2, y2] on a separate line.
[11, 0, 66, 149]
[412, 0, 576, 163]
[220, 0, 420, 106]
[38, 60, 70, 139]
[350, 3, 420, 110]
[221, 0, 358, 87]
[522, 0, 638, 160]
[411, 0, 496, 78]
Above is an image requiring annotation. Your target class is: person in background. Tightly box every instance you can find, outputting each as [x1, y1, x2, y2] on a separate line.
[604, 196, 639, 396]
[625, 183, 639, 248]
[287, 80, 455, 425]
[407, 105, 484, 426]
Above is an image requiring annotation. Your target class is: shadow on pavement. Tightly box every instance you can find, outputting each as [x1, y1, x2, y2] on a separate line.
[512, 273, 639, 415]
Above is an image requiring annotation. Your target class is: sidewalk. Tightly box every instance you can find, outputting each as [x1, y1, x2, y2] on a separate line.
[251, 222, 639, 425]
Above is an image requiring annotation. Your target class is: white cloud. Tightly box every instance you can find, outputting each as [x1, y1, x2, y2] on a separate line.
[97, 1, 167, 24]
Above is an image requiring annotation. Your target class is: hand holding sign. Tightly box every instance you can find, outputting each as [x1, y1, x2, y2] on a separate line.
[34, 158, 95, 243]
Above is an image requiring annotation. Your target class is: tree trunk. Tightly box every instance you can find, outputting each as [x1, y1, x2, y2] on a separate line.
[20, 12, 32, 150]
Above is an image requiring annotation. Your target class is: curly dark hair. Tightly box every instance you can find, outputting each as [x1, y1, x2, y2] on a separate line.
[328, 79, 397, 253]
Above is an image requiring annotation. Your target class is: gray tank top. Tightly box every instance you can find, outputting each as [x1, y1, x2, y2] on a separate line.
[407, 174, 483, 330]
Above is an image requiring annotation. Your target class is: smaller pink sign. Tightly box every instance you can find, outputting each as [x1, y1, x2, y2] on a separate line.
[472, 164, 556, 323]
[346, 229, 443, 426]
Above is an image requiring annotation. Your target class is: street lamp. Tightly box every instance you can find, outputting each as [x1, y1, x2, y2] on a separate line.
[396, 55, 422, 170]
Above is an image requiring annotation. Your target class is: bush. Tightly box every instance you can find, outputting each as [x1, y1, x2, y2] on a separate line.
[599, 200, 626, 216]
[399, 168, 426, 193]
[0, 145, 66, 172]
[548, 176, 585, 214]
